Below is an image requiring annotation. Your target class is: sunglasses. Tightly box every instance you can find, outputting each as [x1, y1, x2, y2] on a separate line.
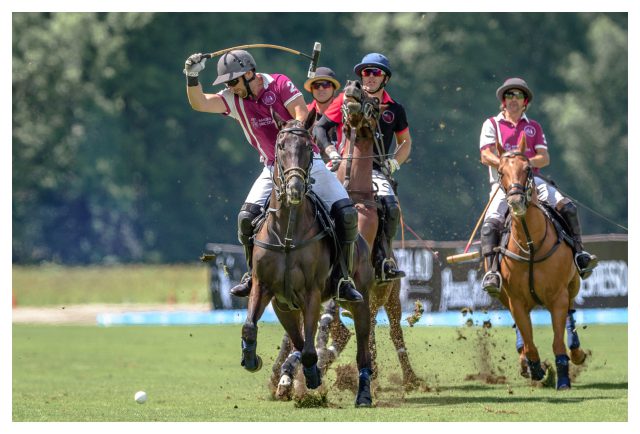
[225, 77, 241, 87]
[362, 68, 385, 77]
[504, 90, 526, 100]
[311, 81, 333, 90]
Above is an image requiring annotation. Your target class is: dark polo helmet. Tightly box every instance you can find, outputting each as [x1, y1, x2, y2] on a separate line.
[354, 53, 392, 77]
[212, 50, 256, 85]
[496, 77, 534, 102]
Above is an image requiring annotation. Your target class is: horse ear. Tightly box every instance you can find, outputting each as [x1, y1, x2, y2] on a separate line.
[304, 107, 317, 132]
[518, 133, 527, 153]
[271, 108, 286, 130]
[496, 138, 505, 156]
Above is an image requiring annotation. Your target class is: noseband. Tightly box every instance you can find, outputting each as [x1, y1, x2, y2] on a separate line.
[498, 151, 534, 207]
[274, 125, 313, 202]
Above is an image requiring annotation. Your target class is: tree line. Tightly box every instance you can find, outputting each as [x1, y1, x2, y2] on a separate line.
[12, 12, 628, 264]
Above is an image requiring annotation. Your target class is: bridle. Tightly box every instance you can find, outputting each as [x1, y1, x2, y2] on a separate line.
[340, 80, 380, 193]
[254, 122, 329, 309]
[273, 124, 314, 203]
[498, 151, 534, 208]
[496, 150, 562, 305]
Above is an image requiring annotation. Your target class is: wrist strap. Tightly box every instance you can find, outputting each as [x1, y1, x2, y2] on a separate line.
[187, 76, 199, 87]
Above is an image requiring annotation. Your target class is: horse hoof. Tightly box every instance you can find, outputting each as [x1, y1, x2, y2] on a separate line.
[242, 355, 263, 373]
[570, 349, 588, 365]
[403, 374, 422, 391]
[303, 365, 322, 390]
[276, 375, 293, 400]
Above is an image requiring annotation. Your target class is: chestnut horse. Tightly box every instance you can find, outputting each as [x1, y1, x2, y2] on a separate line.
[316, 80, 420, 388]
[494, 135, 588, 389]
[240, 111, 375, 406]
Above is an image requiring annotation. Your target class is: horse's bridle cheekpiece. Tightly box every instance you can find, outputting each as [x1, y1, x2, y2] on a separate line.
[274, 125, 314, 201]
[498, 151, 534, 207]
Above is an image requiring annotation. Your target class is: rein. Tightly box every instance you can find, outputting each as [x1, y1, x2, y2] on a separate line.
[497, 151, 563, 305]
[340, 86, 380, 194]
[254, 123, 330, 308]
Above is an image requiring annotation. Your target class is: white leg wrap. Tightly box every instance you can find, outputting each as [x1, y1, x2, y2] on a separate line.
[278, 374, 292, 387]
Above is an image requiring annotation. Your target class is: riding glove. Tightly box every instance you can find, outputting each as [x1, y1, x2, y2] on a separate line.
[328, 150, 341, 172]
[184, 53, 207, 77]
[385, 158, 400, 174]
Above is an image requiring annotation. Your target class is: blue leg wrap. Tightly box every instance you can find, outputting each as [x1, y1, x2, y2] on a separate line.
[555, 354, 571, 390]
[355, 368, 373, 407]
[527, 359, 546, 381]
[241, 338, 259, 370]
[514, 324, 524, 353]
[302, 363, 322, 389]
[566, 309, 581, 350]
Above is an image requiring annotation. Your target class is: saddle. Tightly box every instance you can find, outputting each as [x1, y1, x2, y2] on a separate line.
[494, 200, 577, 271]
[252, 189, 341, 271]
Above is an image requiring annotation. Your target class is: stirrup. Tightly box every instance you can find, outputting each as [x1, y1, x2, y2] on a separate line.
[335, 277, 363, 302]
[481, 271, 502, 297]
[379, 258, 406, 281]
[575, 252, 598, 279]
[230, 272, 252, 298]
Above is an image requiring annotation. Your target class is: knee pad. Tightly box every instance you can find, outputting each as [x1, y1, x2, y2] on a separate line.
[481, 218, 502, 256]
[380, 195, 400, 239]
[237, 202, 262, 244]
[331, 198, 358, 243]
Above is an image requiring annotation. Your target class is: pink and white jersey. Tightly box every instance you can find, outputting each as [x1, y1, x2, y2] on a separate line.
[218, 73, 318, 165]
[479, 112, 548, 183]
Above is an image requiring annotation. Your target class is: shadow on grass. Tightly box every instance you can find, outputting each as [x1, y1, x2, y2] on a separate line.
[573, 382, 628, 390]
[403, 394, 614, 406]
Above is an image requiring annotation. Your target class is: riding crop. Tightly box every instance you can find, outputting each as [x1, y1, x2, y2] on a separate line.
[201, 42, 322, 78]
[446, 184, 500, 264]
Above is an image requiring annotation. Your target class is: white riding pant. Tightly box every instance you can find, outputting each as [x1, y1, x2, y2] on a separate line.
[372, 169, 395, 197]
[484, 176, 565, 223]
[245, 153, 350, 210]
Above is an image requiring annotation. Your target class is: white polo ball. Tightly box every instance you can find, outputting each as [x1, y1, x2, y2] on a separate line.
[134, 391, 147, 404]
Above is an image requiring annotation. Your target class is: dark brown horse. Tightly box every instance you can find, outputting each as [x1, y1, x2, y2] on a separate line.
[494, 135, 588, 389]
[316, 80, 420, 389]
[240, 111, 375, 406]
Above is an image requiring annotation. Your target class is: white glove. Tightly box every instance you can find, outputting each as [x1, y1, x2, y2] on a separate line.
[184, 53, 207, 77]
[385, 158, 400, 174]
[328, 150, 341, 172]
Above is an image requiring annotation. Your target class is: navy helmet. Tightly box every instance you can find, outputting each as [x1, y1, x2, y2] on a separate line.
[354, 53, 392, 77]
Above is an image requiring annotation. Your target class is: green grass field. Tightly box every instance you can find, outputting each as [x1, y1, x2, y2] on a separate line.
[12, 323, 627, 422]
[12, 264, 208, 306]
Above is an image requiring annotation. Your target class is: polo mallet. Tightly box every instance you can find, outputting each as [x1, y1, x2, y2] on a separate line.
[201, 42, 322, 78]
[446, 185, 500, 264]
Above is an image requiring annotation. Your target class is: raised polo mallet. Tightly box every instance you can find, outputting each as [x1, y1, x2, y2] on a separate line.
[201, 42, 321, 78]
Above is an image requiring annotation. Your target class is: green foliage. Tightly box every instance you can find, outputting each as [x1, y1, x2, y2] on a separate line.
[12, 323, 628, 421]
[12, 12, 628, 264]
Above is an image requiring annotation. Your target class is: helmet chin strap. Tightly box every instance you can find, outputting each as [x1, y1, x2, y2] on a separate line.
[364, 76, 388, 95]
[240, 73, 257, 99]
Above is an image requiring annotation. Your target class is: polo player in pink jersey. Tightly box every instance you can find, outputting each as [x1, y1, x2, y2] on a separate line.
[478, 77, 598, 297]
[183, 50, 362, 302]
